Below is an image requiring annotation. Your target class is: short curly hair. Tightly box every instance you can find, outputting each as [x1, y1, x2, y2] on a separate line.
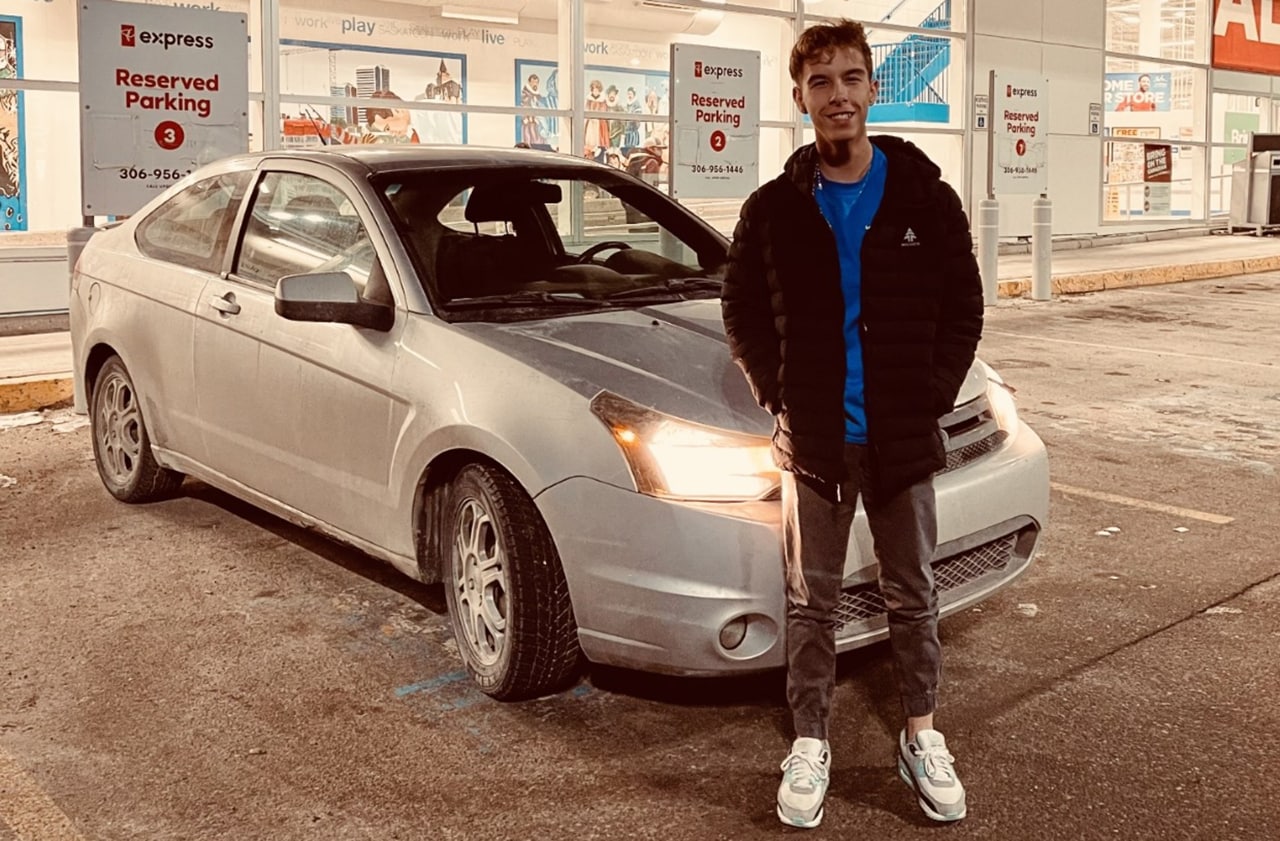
[789, 19, 875, 85]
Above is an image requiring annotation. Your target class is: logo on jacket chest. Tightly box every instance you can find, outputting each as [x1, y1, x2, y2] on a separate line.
[901, 227, 920, 247]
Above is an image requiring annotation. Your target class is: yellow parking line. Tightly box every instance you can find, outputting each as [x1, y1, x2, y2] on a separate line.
[1051, 482, 1235, 525]
[0, 750, 88, 841]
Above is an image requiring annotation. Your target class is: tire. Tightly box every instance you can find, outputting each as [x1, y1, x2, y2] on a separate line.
[443, 462, 581, 700]
[89, 356, 184, 503]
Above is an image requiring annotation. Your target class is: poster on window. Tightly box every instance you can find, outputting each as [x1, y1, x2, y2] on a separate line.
[78, 0, 249, 217]
[1104, 127, 1160, 219]
[0, 15, 26, 231]
[1223, 111, 1260, 165]
[513, 59, 668, 170]
[1104, 72, 1171, 112]
[280, 41, 466, 147]
[1143, 143, 1172, 216]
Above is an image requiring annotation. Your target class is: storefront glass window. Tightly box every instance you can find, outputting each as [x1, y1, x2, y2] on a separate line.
[1105, 0, 1208, 64]
[804, 0, 963, 32]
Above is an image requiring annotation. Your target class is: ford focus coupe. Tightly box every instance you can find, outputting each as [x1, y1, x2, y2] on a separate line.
[70, 147, 1049, 700]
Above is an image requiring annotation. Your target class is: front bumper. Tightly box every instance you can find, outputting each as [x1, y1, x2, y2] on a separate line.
[535, 418, 1049, 676]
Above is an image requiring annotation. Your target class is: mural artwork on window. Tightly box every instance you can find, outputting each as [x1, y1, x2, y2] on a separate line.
[0, 15, 26, 231]
[280, 41, 466, 147]
[514, 59, 669, 175]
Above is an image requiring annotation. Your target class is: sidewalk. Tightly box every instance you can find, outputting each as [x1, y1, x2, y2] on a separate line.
[2, 232, 1279, 415]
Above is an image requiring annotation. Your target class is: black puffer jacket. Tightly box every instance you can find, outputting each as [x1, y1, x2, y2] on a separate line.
[721, 136, 983, 498]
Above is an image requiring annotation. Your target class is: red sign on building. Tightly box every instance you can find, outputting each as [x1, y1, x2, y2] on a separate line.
[1213, 0, 1280, 73]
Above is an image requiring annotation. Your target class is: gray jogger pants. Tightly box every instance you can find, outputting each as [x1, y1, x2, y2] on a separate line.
[781, 443, 941, 740]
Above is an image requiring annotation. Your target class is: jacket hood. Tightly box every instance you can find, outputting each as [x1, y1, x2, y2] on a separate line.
[782, 135, 941, 195]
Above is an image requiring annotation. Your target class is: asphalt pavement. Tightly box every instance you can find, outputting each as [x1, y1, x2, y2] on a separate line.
[1, 272, 1276, 841]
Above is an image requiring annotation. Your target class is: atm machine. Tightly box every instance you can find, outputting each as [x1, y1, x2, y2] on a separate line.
[1229, 132, 1280, 234]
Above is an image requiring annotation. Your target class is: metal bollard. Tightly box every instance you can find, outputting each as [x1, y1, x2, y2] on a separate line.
[1031, 195, 1053, 301]
[67, 226, 97, 414]
[978, 199, 1000, 306]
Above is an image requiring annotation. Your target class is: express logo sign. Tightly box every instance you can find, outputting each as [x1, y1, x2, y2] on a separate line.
[1006, 85, 1038, 97]
[694, 60, 744, 80]
[120, 24, 214, 50]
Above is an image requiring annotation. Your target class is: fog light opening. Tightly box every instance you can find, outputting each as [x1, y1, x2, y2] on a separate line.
[719, 616, 749, 651]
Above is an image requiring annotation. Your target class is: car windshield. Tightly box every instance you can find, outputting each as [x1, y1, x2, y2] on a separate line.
[376, 166, 729, 321]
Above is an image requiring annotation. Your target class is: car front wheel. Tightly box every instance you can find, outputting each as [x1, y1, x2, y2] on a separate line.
[90, 355, 184, 503]
[443, 462, 580, 700]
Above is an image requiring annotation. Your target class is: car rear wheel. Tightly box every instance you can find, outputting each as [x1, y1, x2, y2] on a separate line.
[443, 462, 580, 700]
[90, 356, 184, 503]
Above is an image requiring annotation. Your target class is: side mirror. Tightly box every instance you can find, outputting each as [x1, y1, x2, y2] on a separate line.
[274, 271, 394, 331]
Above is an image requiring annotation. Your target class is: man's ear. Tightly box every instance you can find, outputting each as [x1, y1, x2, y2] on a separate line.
[792, 86, 807, 114]
[868, 78, 879, 107]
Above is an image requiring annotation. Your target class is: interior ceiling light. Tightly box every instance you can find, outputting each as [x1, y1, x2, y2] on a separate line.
[438, 5, 519, 25]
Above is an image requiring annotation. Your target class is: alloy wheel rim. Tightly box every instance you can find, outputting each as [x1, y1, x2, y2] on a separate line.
[96, 372, 143, 487]
[453, 497, 508, 667]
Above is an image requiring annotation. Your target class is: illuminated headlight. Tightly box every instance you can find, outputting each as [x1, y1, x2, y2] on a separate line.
[987, 379, 1019, 433]
[590, 391, 780, 502]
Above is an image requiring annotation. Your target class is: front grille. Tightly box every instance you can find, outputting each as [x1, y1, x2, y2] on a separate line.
[939, 394, 1006, 473]
[944, 429, 1008, 471]
[833, 533, 1019, 633]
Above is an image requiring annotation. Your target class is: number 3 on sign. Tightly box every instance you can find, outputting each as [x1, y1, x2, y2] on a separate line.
[154, 121, 185, 151]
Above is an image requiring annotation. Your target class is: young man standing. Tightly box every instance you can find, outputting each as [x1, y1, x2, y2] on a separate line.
[720, 19, 983, 829]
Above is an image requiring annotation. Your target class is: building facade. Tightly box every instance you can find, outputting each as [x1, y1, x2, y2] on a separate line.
[2, 0, 1279, 313]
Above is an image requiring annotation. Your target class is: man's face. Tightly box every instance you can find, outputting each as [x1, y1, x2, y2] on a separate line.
[607, 90, 618, 105]
[1139, 75, 1151, 92]
[792, 46, 878, 147]
[529, 76, 539, 92]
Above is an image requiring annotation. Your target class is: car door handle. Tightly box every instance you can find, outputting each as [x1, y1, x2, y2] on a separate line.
[209, 293, 241, 315]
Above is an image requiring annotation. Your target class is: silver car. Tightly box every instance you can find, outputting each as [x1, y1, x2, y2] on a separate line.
[70, 147, 1049, 700]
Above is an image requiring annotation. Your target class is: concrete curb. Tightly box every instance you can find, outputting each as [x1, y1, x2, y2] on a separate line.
[997, 254, 1280, 299]
[0, 374, 74, 415]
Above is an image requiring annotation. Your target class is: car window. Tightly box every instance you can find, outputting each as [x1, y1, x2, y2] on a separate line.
[234, 172, 382, 298]
[135, 172, 252, 273]
[379, 170, 725, 313]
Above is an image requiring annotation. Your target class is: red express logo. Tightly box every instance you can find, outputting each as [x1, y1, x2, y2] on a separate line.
[120, 24, 214, 50]
[694, 60, 744, 80]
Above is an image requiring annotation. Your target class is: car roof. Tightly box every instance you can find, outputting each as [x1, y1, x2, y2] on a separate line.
[241, 145, 613, 177]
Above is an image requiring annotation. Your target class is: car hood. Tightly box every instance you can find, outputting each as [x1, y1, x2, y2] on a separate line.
[459, 300, 988, 435]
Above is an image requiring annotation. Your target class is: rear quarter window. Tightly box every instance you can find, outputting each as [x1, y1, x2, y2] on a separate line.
[134, 172, 252, 273]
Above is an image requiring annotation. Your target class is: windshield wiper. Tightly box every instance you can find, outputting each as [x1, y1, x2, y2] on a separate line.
[446, 291, 613, 309]
[606, 277, 724, 300]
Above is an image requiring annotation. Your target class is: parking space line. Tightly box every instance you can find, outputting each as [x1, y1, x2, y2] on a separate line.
[0, 750, 88, 841]
[1051, 482, 1235, 525]
[985, 329, 1279, 371]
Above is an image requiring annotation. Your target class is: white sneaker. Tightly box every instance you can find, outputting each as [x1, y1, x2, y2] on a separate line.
[776, 737, 830, 828]
[897, 729, 966, 821]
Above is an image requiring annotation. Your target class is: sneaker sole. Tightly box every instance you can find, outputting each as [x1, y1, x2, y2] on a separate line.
[776, 804, 823, 829]
[897, 758, 966, 822]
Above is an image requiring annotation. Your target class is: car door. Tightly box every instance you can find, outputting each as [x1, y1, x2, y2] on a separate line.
[123, 170, 254, 459]
[192, 163, 408, 545]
